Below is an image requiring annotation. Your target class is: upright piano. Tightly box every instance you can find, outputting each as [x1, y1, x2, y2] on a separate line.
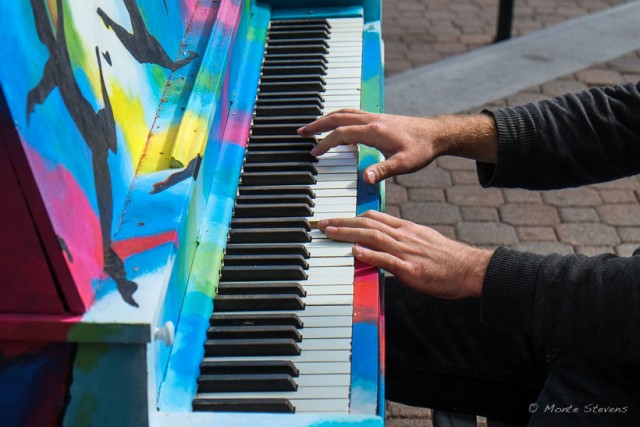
[0, 0, 384, 425]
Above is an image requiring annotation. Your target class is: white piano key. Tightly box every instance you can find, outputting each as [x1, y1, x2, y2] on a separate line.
[301, 327, 352, 339]
[313, 207, 356, 215]
[295, 362, 351, 375]
[304, 295, 353, 306]
[327, 145, 358, 153]
[313, 188, 357, 198]
[196, 386, 349, 400]
[303, 285, 353, 296]
[308, 257, 354, 267]
[301, 316, 352, 328]
[304, 243, 352, 258]
[316, 163, 357, 172]
[296, 374, 350, 387]
[313, 196, 357, 206]
[312, 180, 356, 190]
[325, 68, 362, 79]
[293, 399, 349, 413]
[312, 211, 357, 221]
[203, 350, 350, 364]
[316, 175, 357, 184]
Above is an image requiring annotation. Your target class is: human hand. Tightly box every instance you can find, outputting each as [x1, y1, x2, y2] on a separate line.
[298, 109, 442, 184]
[298, 109, 498, 184]
[319, 210, 493, 299]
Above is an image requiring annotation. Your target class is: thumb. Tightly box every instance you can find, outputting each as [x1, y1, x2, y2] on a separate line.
[365, 158, 402, 184]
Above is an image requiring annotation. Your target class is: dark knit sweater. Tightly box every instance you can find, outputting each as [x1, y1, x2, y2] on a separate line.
[479, 82, 640, 363]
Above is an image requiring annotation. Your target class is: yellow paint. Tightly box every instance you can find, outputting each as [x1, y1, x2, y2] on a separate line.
[137, 124, 177, 173]
[169, 113, 210, 168]
[110, 84, 149, 168]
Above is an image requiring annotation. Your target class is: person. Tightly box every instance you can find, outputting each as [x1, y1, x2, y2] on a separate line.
[297, 82, 640, 426]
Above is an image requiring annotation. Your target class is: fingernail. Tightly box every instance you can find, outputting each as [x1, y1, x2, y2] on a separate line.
[325, 226, 337, 235]
[310, 147, 318, 156]
[366, 170, 376, 184]
[318, 219, 328, 230]
[297, 126, 305, 135]
[353, 246, 364, 257]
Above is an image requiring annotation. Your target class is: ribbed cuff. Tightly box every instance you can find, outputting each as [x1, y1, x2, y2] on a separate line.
[477, 107, 539, 188]
[481, 246, 543, 334]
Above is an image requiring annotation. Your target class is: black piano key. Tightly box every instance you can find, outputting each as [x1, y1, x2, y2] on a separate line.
[251, 114, 319, 124]
[236, 194, 314, 206]
[259, 80, 324, 93]
[207, 325, 302, 342]
[245, 150, 317, 163]
[218, 282, 306, 297]
[267, 29, 330, 40]
[270, 18, 330, 28]
[262, 64, 327, 76]
[266, 45, 328, 57]
[240, 172, 316, 186]
[248, 134, 318, 144]
[237, 185, 315, 198]
[254, 104, 322, 117]
[241, 162, 317, 174]
[263, 58, 327, 69]
[220, 265, 307, 281]
[214, 294, 305, 312]
[223, 254, 309, 269]
[197, 373, 297, 393]
[251, 123, 311, 135]
[260, 74, 326, 85]
[205, 338, 301, 356]
[233, 203, 313, 218]
[199, 360, 299, 377]
[267, 37, 329, 47]
[210, 313, 303, 328]
[246, 142, 317, 152]
[230, 217, 311, 230]
[262, 52, 327, 63]
[193, 398, 295, 413]
[228, 228, 311, 244]
[224, 243, 310, 258]
[257, 91, 324, 101]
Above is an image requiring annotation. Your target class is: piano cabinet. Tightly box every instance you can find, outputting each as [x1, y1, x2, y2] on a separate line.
[0, 0, 384, 426]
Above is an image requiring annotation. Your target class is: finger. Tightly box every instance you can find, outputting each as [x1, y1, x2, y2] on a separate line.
[310, 124, 373, 156]
[363, 156, 405, 184]
[324, 225, 401, 253]
[298, 110, 372, 138]
[353, 245, 407, 275]
[318, 215, 398, 237]
[360, 210, 405, 228]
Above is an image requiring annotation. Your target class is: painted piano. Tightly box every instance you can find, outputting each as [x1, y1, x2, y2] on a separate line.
[0, 0, 384, 425]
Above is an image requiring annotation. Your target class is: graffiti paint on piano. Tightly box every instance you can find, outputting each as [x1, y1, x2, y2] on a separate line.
[0, 0, 248, 425]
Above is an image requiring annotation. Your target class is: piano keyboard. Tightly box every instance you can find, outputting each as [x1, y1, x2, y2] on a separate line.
[192, 16, 363, 414]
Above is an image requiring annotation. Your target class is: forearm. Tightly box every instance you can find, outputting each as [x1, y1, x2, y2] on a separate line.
[482, 247, 640, 363]
[430, 114, 498, 164]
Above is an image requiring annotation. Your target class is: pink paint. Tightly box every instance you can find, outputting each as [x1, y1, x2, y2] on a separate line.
[112, 230, 178, 260]
[24, 145, 103, 305]
[223, 110, 252, 147]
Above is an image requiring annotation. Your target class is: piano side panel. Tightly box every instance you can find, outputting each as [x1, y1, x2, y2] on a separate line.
[351, 0, 385, 416]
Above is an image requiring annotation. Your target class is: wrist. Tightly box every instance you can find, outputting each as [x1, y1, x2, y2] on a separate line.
[430, 114, 498, 164]
[461, 247, 494, 298]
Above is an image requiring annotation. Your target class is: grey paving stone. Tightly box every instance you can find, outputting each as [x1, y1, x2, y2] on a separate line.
[616, 243, 640, 256]
[385, 205, 402, 218]
[386, 182, 409, 205]
[598, 189, 638, 203]
[461, 207, 500, 221]
[559, 207, 600, 223]
[396, 167, 452, 188]
[556, 223, 621, 246]
[543, 188, 602, 206]
[408, 188, 446, 202]
[618, 227, 640, 242]
[499, 204, 560, 226]
[437, 157, 477, 171]
[451, 170, 480, 185]
[401, 202, 462, 225]
[597, 204, 640, 226]
[503, 189, 543, 203]
[456, 222, 518, 245]
[516, 226, 558, 242]
[446, 186, 505, 206]
[386, 401, 431, 418]
[510, 242, 575, 255]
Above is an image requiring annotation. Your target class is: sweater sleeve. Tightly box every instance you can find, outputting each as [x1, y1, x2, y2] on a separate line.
[481, 247, 640, 363]
[477, 82, 640, 190]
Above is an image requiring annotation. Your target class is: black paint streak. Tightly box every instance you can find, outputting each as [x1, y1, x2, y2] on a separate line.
[97, 0, 198, 71]
[149, 154, 201, 194]
[27, 0, 138, 307]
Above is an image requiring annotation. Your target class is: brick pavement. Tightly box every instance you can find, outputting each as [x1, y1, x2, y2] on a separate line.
[381, 1, 640, 426]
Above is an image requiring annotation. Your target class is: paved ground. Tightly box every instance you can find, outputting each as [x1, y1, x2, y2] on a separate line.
[380, 1, 640, 426]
